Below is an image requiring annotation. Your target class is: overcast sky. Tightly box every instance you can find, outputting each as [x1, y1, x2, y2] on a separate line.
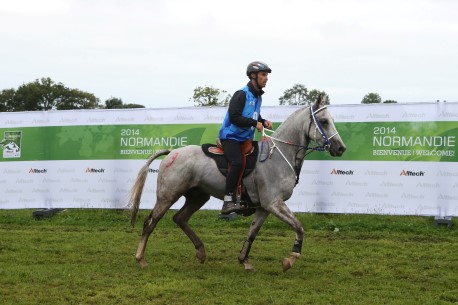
[1, 0, 457, 108]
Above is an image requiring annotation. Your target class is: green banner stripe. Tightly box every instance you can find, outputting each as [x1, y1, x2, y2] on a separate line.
[1, 121, 457, 162]
[314, 121, 457, 162]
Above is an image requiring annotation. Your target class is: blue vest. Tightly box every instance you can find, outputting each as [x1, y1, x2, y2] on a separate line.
[219, 86, 262, 141]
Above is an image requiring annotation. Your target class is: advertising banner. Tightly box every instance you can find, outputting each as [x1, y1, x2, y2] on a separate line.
[1, 103, 457, 216]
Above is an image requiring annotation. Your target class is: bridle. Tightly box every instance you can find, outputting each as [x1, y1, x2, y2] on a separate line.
[259, 104, 340, 184]
[309, 103, 339, 152]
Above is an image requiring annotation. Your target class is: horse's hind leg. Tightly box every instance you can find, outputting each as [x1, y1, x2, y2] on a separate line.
[135, 199, 174, 268]
[173, 188, 210, 263]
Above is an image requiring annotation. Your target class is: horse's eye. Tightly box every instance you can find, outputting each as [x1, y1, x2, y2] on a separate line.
[320, 119, 328, 126]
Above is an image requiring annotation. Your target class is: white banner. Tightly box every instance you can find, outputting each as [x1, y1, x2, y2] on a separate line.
[1, 102, 457, 216]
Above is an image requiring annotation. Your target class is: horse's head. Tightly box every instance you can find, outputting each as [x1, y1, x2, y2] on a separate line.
[308, 95, 346, 157]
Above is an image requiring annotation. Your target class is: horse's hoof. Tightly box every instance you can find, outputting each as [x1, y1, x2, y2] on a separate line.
[243, 261, 255, 272]
[196, 248, 206, 264]
[137, 258, 148, 268]
[282, 258, 292, 272]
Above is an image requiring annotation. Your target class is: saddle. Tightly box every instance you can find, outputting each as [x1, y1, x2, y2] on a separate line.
[202, 140, 259, 215]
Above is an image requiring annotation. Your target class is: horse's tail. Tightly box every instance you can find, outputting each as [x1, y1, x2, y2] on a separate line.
[129, 149, 171, 226]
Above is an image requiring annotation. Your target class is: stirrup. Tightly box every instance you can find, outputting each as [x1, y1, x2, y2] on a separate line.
[221, 201, 241, 215]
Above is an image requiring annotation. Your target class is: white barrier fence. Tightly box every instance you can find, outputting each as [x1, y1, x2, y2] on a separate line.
[1, 102, 457, 217]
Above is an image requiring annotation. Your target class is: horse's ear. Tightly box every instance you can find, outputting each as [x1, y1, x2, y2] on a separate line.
[314, 93, 323, 109]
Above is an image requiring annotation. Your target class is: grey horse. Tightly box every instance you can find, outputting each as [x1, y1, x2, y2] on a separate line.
[129, 95, 346, 272]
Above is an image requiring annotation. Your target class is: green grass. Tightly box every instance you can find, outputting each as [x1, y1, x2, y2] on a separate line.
[0, 209, 457, 305]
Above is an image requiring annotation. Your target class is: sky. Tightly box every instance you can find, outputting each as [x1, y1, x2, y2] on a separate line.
[1, 0, 457, 108]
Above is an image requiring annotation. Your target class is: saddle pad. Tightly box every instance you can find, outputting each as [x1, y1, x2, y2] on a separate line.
[201, 141, 259, 178]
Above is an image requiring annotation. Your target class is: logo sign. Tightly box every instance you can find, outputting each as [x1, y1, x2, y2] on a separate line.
[400, 170, 425, 176]
[29, 168, 47, 174]
[85, 168, 106, 173]
[2, 131, 22, 158]
[331, 169, 354, 175]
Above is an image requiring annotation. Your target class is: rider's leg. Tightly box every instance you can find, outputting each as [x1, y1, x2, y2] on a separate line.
[221, 139, 243, 214]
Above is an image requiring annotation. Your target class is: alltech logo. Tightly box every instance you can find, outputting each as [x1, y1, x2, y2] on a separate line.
[400, 170, 425, 177]
[331, 169, 354, 175]
[29, 168, 47, 173]
[85, 168, 105, 173]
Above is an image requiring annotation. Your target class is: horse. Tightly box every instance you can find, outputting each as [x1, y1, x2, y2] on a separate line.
[129, 95, 346, 272]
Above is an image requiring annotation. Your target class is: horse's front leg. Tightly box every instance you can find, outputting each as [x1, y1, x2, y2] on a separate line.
[267, 199, 304, 272]
[238, 208, 269, 272]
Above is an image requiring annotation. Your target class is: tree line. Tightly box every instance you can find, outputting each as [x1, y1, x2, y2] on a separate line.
[0, 77, 396, 112]
[0, 77, 144, 112]
[191, 84, 397, 106]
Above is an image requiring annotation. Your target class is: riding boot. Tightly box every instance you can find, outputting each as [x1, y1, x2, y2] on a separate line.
[221, 194, 240, 215]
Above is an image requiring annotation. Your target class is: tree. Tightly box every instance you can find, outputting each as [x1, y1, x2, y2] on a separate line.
[105, 97, 124, 109]
[0, 88, 16, 112]
[57, 88, 100, 110]
[279, 84, 308, 105]
[279, 85, 330, 106]
[123, 103, 145, 109]
[383, 100, 397, 103]
[192, 86, 231, 106]
[361, 92, 382, 104]
[104, 97, 145, 109]
[1, 77, 100, 111]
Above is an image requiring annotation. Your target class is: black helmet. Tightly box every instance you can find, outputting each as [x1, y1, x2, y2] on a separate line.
[246, 61, 272, 77]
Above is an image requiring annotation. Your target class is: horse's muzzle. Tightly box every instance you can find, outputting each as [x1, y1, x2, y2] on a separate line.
[330, 144, 346, 157]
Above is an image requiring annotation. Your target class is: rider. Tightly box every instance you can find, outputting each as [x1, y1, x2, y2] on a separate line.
[219, 61, 273, 215]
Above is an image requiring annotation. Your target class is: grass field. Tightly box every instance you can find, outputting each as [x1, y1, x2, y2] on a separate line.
[0, 209, 457, 305]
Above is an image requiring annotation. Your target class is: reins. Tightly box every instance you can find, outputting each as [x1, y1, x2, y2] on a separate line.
[259, 104, 340, 185]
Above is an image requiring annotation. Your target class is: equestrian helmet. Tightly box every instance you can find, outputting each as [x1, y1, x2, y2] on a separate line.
[246, 61, 272, 77]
